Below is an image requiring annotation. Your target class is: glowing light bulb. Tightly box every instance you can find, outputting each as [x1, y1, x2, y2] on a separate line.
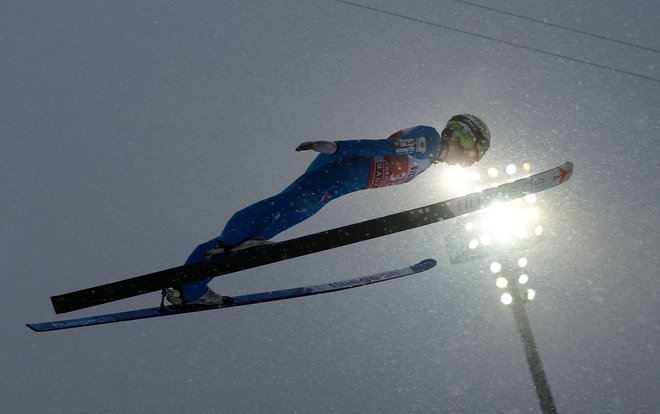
[468, 239, 479, 249]
[496, 277, 508, 288]
[527, 289, 536, 301]
[487, 168, 499, 178]
[501, 293, 513, 305]
[518, 274, 529, 284]
[506, 164, 517, 175]
[518, 257, 528, 268]
[490, 262, 502, 273]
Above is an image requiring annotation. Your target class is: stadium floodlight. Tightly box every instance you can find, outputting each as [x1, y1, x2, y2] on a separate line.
[450, 161, 556, 413]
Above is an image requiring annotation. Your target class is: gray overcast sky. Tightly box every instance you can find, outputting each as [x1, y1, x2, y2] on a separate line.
[2, 1, 659, 413]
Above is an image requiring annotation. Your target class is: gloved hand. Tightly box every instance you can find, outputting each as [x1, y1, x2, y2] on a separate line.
[295, 141, 338, 154]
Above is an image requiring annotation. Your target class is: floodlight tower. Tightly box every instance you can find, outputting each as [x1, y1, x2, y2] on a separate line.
[446, 163, 558, 413]
[492, 259, 557, 414]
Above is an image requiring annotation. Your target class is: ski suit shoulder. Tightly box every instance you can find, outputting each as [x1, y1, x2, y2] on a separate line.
[334, 125, 441, 160]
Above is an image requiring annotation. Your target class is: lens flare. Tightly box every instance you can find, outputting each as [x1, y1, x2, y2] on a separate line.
[476, 202, 542, 245]
[443, 166, 471, 190]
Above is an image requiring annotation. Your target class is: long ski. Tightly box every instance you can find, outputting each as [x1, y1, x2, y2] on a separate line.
[28, 259, 436, 332]
[51, 162, 573, 314]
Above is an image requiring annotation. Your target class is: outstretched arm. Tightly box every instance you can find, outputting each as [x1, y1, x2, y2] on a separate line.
[295, 125, 441, 158]
[336, 125, 441, 158]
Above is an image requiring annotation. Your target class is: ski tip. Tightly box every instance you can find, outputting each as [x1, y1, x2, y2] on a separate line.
[413, 259, 437, 272]
[553, 162, 574, 185]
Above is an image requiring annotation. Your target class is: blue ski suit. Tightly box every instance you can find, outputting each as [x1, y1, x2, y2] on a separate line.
[181, 125, 442, 300]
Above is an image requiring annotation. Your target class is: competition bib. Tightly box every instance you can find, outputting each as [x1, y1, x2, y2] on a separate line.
[365, 156, 431, 189]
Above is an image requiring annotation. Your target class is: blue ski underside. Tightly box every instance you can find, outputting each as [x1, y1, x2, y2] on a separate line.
[28, 259, 436, 332]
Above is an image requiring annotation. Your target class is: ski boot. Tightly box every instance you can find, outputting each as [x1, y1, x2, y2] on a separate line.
[205, 237, 275, 259]
[164, 286, 234, 306]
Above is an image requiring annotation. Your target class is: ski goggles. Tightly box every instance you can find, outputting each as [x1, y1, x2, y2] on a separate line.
[445, 120, 476, 150]
[442, 121, 485, 164]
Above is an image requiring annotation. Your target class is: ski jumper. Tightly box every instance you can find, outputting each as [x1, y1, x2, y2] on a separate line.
[181, 125, 442, 300]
